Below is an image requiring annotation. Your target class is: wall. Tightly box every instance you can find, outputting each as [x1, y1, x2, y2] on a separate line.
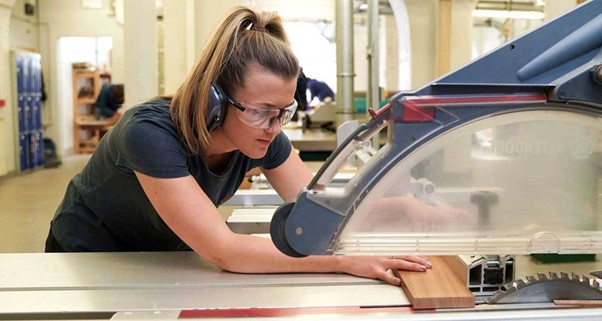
[448, 0, 473, 71]
[161, 0, 242, 95]
[123, 0, 157, 107]
[405, 0, 437, 90]
[384, 13, 401, 92]
[0, 0, 16, 175]
[9, 0, 38, 51]
[162, 0, 191, 95]
[545, 0, 579, 21]
[194, 0, 243, 61]
[37, 0, 123, 157]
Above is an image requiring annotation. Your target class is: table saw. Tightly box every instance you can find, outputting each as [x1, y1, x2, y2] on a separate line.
[3, 0, 602, 319]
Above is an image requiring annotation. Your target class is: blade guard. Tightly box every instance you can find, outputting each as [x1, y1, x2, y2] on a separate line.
[271, 194, 344, 256]
[273, 1, 602, 257]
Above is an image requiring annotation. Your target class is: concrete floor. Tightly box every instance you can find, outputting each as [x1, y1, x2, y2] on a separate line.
[0, 154, 90, 253]
[0, 153, 599, 280]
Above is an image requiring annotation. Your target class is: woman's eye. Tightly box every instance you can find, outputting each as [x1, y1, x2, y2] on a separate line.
[249, 109, 265, 116]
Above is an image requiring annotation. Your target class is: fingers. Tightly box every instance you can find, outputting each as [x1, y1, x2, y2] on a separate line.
[378, 257, 430, 285]
[404, 255, 433, 268]
[379, 272, 401, 286]
[379, 263, 428, 285]
[387, 256, 433, 272]
[340, 256, 433, 286]
[389, 255, 432, 270]
[394, 260, 428, 271]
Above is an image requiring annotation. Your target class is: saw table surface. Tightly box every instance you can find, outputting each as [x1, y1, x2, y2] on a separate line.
[0, 252, 407, 315]
[2, 252, 602, 320]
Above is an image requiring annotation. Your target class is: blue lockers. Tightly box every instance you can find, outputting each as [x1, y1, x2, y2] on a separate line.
[12, 51, 44, 172]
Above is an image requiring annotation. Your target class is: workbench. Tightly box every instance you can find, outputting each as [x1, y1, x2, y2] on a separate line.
[282, 128, 336, 152]
[0, 252, 405, 319]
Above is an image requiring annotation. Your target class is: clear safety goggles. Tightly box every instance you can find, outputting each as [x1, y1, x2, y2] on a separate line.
[225, 95, 298, 129]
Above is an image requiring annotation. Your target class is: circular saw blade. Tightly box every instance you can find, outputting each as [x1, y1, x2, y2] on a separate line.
[485, 272, 602, 304]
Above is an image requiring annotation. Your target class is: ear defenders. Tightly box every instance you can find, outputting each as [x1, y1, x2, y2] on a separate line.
[205, 84, 228, 131]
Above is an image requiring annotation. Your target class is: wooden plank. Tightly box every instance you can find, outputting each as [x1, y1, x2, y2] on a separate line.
[395, 256, 475, 310]
[441, 255, 469, 285]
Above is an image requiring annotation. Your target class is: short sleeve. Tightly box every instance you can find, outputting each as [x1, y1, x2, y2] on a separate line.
[116, 114, 190, 178]
[260, 131, 292, 169]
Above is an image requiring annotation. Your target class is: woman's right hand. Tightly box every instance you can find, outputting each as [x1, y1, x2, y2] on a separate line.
[337, 255, 432, 286]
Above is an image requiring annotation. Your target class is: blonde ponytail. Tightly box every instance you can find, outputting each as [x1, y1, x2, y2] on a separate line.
[169, 7, 299, 154]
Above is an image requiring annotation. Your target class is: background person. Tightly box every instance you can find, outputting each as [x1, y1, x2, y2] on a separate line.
[306, 77, 334, 104]
[94, 83, 124, 121]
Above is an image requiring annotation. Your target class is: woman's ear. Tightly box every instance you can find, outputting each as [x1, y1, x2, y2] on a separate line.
[206, 84, 229, 131]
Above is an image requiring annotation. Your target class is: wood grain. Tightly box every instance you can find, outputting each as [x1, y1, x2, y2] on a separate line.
[395, 256, 475, 310]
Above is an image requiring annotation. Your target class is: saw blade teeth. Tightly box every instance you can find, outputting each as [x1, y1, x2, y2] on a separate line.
[501, 280, 522, 291]
[501, 283, 513, 291]
[485, 291, 502, 304]
[485, 271, 602, 304]
[515, 279, 527, 289]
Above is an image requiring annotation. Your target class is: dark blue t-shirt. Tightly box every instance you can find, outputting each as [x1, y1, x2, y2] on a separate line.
[50, 97, 292, 251]
[307, 78, 335, 101]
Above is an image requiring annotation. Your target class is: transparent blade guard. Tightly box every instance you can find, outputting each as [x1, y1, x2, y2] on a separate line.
[305, 96, 602, 256]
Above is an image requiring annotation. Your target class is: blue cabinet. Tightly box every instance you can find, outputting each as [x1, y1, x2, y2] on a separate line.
[12, 51, 44, 172]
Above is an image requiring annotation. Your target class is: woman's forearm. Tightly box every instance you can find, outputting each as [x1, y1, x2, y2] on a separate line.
[207, 233, 343, 274]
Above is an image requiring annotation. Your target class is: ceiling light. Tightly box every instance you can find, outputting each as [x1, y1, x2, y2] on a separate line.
[472, 9, 545, 20]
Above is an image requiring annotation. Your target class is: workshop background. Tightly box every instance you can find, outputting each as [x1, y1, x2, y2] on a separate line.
[0, 0, 587, 254]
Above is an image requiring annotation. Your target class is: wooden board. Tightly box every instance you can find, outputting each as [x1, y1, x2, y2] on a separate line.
[395, 256, 475, 310]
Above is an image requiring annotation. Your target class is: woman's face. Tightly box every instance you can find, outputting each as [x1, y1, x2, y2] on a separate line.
[221, 65, 297, 159]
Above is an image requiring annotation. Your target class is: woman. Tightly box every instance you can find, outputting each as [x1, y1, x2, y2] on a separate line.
[45, 7, 431, 285]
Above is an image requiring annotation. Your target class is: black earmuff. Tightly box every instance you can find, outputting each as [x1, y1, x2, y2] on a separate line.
[205, 84, 229, 131]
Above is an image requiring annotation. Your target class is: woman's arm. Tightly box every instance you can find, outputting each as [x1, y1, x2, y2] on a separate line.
[135, 155, 431, 285]
[261, 148, 313, 201]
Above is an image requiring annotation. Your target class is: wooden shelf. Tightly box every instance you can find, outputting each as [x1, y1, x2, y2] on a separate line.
[75, 115, 110, 126]
[72, 69, 111, 153]
[77, 97, 97, 104]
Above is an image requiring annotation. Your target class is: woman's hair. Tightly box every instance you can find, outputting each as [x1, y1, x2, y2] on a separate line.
[170, 6, 300, 154]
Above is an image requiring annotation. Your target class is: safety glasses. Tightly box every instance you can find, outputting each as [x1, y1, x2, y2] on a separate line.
[225, 95, 298, 129]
